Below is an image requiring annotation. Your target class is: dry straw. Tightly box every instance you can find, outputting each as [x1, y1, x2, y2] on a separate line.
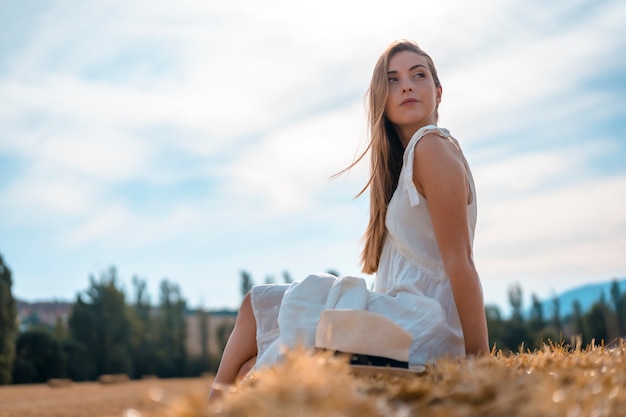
[157, 341, 626, 417]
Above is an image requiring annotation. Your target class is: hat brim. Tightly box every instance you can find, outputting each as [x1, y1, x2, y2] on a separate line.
[349, 364, 425, 378]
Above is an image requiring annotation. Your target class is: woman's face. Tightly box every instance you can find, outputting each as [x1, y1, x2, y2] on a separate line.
[384, 51, 442, 141]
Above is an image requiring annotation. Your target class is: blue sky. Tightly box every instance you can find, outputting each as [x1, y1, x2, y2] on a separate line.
[1, 0, 625, 313]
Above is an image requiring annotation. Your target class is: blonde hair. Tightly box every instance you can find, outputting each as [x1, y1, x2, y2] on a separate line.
[349, 40, 442, 274]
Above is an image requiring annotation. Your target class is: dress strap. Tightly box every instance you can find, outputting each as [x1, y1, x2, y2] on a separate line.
[402, 125, 452, 206]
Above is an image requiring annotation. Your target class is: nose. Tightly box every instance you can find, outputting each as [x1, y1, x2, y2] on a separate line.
[402, 85, 412, 93]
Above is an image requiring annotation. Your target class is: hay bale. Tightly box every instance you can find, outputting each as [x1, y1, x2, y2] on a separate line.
[47, 378, 72, 388]
[98, 374, 130, 384]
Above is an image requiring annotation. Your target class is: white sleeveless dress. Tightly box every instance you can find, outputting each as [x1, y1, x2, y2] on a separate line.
[250, 125, 476, 370]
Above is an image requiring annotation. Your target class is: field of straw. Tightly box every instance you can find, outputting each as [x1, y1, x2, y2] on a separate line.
[1, 342, 625, 417]
[0, 376, 211, 417]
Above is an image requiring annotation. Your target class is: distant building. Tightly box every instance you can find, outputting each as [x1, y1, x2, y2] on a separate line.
[16, 300, 72, 332]
[186, 309, 237, 358]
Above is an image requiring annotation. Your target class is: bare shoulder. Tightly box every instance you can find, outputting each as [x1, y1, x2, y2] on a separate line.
[413, 132, 464, 168]
[412, 132, 468, 198]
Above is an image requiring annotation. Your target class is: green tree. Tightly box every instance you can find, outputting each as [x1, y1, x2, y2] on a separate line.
[485, 305, 505, 352]
[501, 283, 532, 351]
[68, 267, 133, 377]
[0, 254, 18, 384]
[529, 293, 545, 333]
[60, 338, 95, 381]
[508, 283, 524, 322]
[67, 296, 96, 379]
[572, 300, 588, 346]
[584, 301, 613, 345]
[610, 280, 624, 336]
[128, 276, 159, 378]
[157, 279, 188, 377]
[131, 276, 151, 328]
[283, 271, 294, 284]
[528, 293, 558, 347]
[551, 295, 562, 333]
[12, 328, 65, 384]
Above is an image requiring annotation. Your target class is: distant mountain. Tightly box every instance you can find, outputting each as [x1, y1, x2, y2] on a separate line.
[538, 278, 626, 319]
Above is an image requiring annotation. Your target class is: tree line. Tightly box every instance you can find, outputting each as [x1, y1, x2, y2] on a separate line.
[0, 254, 228, 385]
[1, 252, 625, 385]
[486, 281, 626, 352]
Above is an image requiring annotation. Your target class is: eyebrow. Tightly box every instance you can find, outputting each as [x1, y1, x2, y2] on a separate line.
[387, 64, 427, 74]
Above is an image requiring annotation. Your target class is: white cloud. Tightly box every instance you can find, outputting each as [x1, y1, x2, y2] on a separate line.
[473, 141, 614, 194]
[61, 202, 206, 248]
[478, 173, 626, 248]
[0, 174, 98, 220]
[62, 204, 131, 246]
[224, 103, 369, 215]
[37, 129, 152, 182]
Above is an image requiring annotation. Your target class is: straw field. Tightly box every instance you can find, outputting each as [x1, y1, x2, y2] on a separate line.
[1, 342, 625, 417]
[0, 376, 211, 417]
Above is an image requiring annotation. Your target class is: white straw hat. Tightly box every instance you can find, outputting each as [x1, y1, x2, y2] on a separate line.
[315, 309, 413, 369]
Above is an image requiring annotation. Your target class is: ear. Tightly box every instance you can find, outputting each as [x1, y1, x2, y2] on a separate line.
[436, 85, 443, 104]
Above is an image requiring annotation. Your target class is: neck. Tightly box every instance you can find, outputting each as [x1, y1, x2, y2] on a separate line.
[396, 122, 437, 148]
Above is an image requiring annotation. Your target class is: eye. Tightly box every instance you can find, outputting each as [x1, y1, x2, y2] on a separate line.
[412, 72, 425, 79]
[387, 76, 398, 84]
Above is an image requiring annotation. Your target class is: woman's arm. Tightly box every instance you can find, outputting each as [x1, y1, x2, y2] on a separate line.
[413, 133, 489, 356]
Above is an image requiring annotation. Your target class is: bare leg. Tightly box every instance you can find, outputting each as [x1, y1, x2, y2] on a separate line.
[208, 293, 258, 400]
[237, 356, 257, 381]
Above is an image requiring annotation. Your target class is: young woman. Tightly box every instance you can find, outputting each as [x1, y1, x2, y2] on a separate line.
[209, 39, 489, 398]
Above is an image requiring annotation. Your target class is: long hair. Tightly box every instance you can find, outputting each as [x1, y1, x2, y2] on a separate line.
[345, 40, 442, 274]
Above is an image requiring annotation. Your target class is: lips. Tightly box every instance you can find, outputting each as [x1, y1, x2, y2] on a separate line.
[400, 98, 418, 106]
